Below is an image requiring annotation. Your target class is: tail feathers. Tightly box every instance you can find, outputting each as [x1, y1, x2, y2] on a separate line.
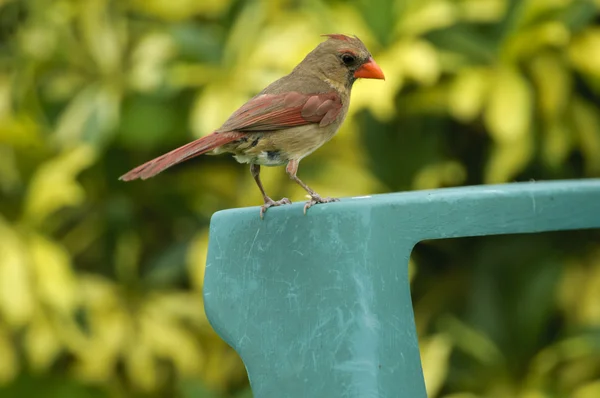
[119, 132, 243, 181]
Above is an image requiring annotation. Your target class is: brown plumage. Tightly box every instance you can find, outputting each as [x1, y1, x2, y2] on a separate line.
[120, 34, 384, 217]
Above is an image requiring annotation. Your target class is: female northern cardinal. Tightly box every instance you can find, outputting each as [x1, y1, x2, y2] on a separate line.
[120, 34, 384, 217]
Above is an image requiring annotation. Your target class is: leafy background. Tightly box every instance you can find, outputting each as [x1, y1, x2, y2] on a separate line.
[1, 0, 600, 397]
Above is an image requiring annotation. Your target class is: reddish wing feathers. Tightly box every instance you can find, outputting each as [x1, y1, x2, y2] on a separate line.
[120, 91, 342, 181]
[216, 92, 342, 132]
[119, 132, 243, 181]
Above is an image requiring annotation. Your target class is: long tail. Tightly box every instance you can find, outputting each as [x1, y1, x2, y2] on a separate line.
[119, 132, 243, 181]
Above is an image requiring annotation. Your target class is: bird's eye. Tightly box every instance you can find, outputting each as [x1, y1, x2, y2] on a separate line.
[341, 53, 356, 65]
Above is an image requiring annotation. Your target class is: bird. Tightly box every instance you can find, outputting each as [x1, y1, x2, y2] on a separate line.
[119, 34, 384, 218]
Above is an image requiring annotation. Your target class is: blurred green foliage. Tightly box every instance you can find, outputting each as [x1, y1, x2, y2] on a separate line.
[1, 0, 600, 397]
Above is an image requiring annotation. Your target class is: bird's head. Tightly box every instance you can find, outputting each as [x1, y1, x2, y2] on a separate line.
[298, 34, 384, 89]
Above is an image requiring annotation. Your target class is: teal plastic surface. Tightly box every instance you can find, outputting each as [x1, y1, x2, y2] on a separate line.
[203, 180, 600, 398]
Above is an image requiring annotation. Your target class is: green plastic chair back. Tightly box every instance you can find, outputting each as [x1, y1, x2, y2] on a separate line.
[204, 180, 600, 397]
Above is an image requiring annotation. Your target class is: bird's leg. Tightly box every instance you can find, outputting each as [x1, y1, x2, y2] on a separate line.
[250, 164, 291, 218]
[285, 159, 339, 214]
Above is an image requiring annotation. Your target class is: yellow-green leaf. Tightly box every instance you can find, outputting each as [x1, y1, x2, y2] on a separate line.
[129, 33, 176, 92]
[529, 53, 571, 120]
[458, 0, 506, 23]
[541, 121, 572, 170]
[125, 340, 158, 391]
[78, 0, 123, 75]
[0, 325, 18, 383]
[23, 145, 96, 225]
[569, 28, 600, 77]
[73, 309, 128, 382]
[449, 67, 491, 122]
[130, 0, 232, 21]
[400, 39, 441, 86]
[24, 313, 62, 372]
[141, 295, 204, 375]
[421, 334, 453, 397]
[0, 219, 34, 327]
[573, 380, 600, 398]
[485, 140, 533, 183]
[397, 1, 458, 37]
[484, 67, 533, 182]
[188, 231, 209, 291]
[571, 98, 600, 175]
[485, 67, 532, 143]
[29, 234, 77, 313]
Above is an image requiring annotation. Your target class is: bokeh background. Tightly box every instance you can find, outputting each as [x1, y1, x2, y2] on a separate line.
[1, 0, 600, 397]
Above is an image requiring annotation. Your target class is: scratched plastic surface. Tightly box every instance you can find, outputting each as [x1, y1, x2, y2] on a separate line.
[203, 180, 600, 398]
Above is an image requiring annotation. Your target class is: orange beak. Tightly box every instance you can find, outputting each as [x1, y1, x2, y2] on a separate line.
[354, 57, 385, 80]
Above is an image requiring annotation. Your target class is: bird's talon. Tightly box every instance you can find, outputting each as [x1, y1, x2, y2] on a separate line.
[260, 197, 292, 219]
[303, 195, 339, 214]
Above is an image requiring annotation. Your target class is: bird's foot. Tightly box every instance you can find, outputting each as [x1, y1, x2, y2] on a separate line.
[260, 197, 292, 219]
[303, 194, 339, 214]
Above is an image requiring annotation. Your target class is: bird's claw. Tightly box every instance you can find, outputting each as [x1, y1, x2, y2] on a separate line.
[303, 194, 339, 214]
[260, 197, 292, 219]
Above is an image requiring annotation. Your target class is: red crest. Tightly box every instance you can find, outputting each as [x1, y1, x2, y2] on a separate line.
[321, 34, 354, 42]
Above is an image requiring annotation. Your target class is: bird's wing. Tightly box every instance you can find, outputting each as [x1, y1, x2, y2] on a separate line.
[215, 91, 343, 133]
